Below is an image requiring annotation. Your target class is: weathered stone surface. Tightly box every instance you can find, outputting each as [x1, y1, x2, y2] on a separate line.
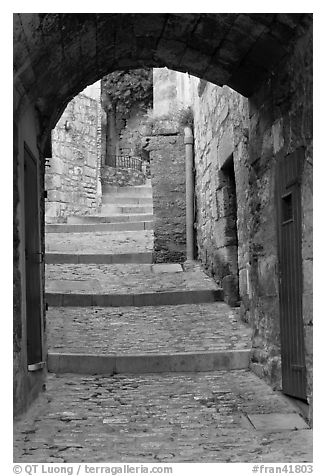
[47, 303, 251, 355]
[45, 263, 218, 295]
[247, 24, 313, 416]
[147, 119, 186, 263]
[182, 21, 312, 419]
[191, 81, 247, 307]
[101, 166, 146, 187]
[14, 370, 312, 463]
[45, 91, 101, 223]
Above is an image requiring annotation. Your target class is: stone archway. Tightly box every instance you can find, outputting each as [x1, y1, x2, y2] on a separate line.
[13, 13, 313, 417]
[14, 13, 309, 149]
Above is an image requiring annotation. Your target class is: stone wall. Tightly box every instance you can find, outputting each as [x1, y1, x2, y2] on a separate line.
[247, 23, 313, 415]
[45, 90, 101, 223]
[149, 69, 188, 263]
[101, 166, 146, 187]
[119, 108, 151, 158]
[100, 102, 151, 186]
[186, 23, 312, 416]
[146, 119, 186, 263]
[190, 82, 249, 307]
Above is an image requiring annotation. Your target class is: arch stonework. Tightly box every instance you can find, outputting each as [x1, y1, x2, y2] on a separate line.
[13, 14, 313, 419]
[14, 13, 310, 148]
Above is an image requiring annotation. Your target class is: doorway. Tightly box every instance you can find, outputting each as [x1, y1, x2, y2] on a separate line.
[276, 148, 306, 400]
[24, 145, 43, 368]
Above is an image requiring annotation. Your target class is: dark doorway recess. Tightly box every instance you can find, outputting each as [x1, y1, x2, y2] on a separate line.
[220, 154, 240, 306]
[24, 145, 43, 367]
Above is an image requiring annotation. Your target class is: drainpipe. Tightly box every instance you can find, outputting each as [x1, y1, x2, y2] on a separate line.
[184, 125, 195, 261]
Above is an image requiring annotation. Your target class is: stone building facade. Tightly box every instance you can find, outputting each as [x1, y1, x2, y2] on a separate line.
[45, 83, 101, 223]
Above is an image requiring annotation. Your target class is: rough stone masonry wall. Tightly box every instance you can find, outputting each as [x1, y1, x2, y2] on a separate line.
[146, 119, 186, 263]
[191, 81, 250, 308]
[100, 106, 148, 188]
[119, 108, 150, 158]
[45, 93, 100, 223]
[189, 22, 312, 416]
[247, 23, 313, 414]
[101, 166, 146, 187]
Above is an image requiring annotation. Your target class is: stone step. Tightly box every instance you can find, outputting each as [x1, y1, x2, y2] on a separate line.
[101, 196, 153, 205]
[45, 288, 223, 307]
[45, 252, 153, 265]
[67, 213, 153, 224]
[96, 204, 153, 214]
[102, 184, 152, 197]
[45, 221, 153, 233]
[47, 350, 250, 374]
[46, 303, 252, 356]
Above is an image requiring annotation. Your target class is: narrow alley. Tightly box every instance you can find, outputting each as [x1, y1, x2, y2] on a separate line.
[14, 181, 312, 463]
[13, 13, 313, 467]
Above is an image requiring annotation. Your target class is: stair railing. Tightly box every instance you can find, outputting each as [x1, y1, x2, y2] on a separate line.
[107, 155, 142, 171]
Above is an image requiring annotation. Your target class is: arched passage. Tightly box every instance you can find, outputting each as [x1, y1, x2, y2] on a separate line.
[14, 13, 309, 148]
[13, 13, 313, 419]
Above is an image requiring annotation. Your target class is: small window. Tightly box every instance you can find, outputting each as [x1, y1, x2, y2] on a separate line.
[282, 193, 293, 223]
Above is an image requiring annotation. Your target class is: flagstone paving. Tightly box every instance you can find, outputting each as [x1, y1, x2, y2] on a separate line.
[15, 190, 312, 464]
[45, 230, 153, 254]
[45, 263, 218, 294]
[13, 370, 312, 463]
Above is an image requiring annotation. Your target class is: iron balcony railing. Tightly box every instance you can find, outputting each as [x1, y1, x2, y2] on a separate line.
[107, 155, 142, 171]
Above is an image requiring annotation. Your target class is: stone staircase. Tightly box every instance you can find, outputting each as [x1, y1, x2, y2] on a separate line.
[46, 180, 154, 234]
[15, 213, 312, 464]
[45, 200, 252, 375]
[16, 227, 313, 463]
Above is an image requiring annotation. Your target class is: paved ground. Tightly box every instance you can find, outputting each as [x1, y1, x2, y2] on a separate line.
[45, 263, 218, 294]
[14, 370, 312, 463]
[45, 230, 153, 254]
[47, 304, 252, 355]
[15, 213, 312, 463]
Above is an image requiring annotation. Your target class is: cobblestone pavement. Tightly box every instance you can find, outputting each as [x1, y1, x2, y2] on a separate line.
[14, 370, 312, 463]
[47, 304, 252, 354]
[45, 230, 153, 254]
[45, 264, 217, 294]
[37, 227, 313, 464]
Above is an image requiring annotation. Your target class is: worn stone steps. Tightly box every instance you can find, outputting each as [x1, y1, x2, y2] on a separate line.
[47, 350, 250, 374]
[66, 213, 153, 224]
[45, 252, 153, 265]
[93, 204, 153, 214]
[101, 196, 153, 205]
[45, 230, 153, 255]
[45, 221, 153, 233]
[45, 288, 223, 307]
[102, 184, 152, 197]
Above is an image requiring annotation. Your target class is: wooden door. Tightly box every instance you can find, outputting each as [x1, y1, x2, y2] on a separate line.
[276, 148, 306, 400]
[24, 145, 43, 367]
